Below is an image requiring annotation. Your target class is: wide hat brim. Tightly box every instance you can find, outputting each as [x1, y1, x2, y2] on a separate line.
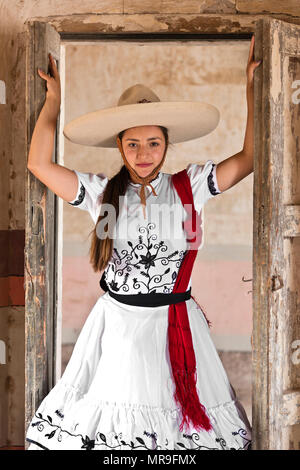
[63, 101, 220, 148]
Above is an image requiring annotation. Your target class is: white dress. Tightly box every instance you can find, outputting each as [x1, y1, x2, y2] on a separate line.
[26, 160, 252, 450]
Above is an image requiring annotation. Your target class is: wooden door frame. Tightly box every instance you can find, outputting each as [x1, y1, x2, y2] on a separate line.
[253, 18, 300, 450]
[24, 12, 300, 450]
[25, 21, 62, 449]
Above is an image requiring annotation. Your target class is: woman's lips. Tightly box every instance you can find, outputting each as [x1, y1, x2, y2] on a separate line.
[136, 163, 153, 167]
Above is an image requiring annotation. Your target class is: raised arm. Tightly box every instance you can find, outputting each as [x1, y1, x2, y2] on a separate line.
[214, 35, 261, 193]
[27, 52, 78, 203]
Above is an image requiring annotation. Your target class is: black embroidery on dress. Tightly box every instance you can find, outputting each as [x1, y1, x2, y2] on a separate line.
[207, 164, 220, 196]
[144, 430, 158, 442]
[68, 182, 85, 206]
[26, 437, 49, 450]
[178, 430, 251, 450]
[104, 222, 186, 294]
[55, 409, 64, 419]
[28, 410, 251, 450]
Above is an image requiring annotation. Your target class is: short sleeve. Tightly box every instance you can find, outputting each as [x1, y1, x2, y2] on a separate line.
[67, 170, 108, 223]
[186, 160, 222, 212]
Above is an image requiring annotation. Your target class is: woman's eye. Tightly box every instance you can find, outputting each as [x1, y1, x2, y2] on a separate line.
[127, 142, 159, 148]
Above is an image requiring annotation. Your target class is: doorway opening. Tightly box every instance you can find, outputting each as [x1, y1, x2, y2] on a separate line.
[60, 36, 253, 425]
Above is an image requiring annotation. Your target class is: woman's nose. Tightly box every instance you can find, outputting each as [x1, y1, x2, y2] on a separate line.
[137, 145, 148, 159]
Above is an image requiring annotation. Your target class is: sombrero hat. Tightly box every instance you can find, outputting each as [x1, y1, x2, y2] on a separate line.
[63, 84, 220, 148]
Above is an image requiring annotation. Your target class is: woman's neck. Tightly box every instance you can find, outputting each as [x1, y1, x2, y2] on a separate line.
[130, 172, 160, 184]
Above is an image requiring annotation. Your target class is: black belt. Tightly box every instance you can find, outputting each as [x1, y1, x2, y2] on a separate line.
[100, 271, 191, 307]
[107, 287, 192, 307]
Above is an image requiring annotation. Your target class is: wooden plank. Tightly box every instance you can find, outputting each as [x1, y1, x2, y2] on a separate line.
[252, 17, 270, 451]
[237, 1, 300, 18]
[24, 21, 60, 450]
[253, 17, 300, 450]
[24, 14, 300, 37]
[280, 19, 300, 449]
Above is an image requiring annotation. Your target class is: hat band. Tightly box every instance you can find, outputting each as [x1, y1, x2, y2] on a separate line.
[137, 99, 152, 103]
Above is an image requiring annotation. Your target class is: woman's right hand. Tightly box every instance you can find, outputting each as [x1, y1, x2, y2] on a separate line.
[37, 53, 61, 122]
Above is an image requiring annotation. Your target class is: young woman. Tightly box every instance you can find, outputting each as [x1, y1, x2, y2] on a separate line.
[26, 36, 260, 450]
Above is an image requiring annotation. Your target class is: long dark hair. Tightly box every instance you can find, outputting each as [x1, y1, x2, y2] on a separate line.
[88, 126, 169, 272]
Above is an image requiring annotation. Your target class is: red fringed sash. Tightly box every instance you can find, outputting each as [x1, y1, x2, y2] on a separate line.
[169, 169, 213, 434]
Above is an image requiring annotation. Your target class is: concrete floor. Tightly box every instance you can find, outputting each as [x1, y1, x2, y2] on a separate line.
[61, 345, 252, 425]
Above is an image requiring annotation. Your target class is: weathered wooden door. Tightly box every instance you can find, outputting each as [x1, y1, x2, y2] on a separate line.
[253, 17, 300, 450]
[23, 16, 300, 451]
[24, 21, 61, 449]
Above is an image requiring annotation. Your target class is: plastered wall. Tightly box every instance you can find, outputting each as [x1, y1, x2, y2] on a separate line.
[62, 40, 253, 352]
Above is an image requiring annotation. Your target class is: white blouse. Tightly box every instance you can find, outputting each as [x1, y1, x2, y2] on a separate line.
[68, 161, 222, 295]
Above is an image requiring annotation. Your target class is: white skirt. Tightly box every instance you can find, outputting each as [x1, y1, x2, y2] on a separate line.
[26, 292, 252, 450]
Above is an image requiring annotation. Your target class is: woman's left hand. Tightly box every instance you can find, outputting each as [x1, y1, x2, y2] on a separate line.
[246, 35, 261, 88]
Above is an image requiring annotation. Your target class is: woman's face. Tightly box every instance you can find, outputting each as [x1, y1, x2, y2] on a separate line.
[121, 125, 166, 178]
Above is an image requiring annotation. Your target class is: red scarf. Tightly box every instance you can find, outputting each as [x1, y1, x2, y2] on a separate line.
[169, 169, 213, 433]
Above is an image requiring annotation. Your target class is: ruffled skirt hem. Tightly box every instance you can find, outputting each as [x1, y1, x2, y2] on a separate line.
[26, 380, 251, 451]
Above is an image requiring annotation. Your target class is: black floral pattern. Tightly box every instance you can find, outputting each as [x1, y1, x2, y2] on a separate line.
[207, 164, 220, 196]
[68, 182, 85, 206]
[27, 410, 251, 450]
[104, 222, 186, 294]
